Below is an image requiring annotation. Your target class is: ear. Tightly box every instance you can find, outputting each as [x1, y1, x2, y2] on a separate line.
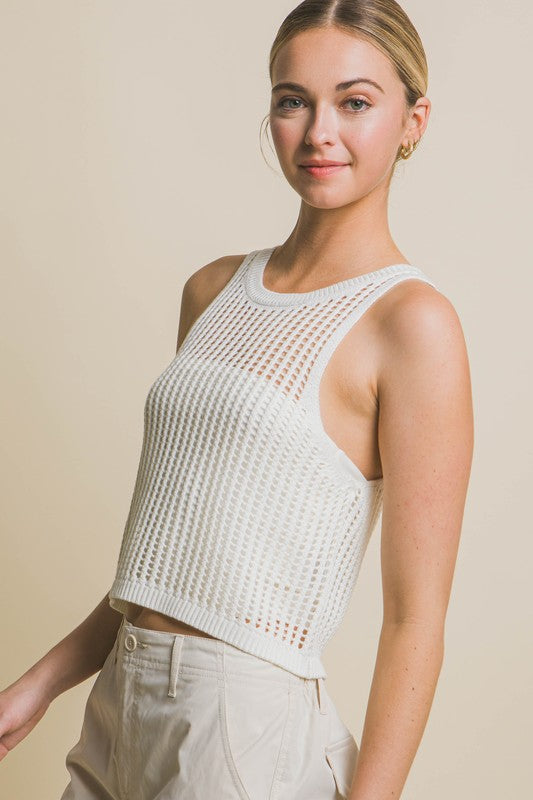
[403, 96, 431, 144]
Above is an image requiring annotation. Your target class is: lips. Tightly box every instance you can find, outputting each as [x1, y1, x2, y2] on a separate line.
[300, 162, 349, 177]
[300, 160, 348, 167]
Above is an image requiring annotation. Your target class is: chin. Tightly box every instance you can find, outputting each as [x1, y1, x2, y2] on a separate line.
[300, 195, 351, 210]
[295, 182, 355, 206]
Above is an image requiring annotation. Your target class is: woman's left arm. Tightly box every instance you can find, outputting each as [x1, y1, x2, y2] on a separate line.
[347, 283, 474, 800]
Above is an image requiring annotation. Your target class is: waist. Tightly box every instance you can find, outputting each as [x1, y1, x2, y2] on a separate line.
[108, 584, 328, 678]
[116, 614, 316, 693]
[128, 606, 219, 640]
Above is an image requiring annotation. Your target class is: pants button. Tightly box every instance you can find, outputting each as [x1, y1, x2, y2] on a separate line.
[124, 633, 137, 651]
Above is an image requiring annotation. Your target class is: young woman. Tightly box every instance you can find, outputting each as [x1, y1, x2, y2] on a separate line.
[0, 2, 473, 798]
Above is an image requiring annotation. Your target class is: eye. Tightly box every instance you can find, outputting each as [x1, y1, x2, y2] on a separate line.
[344, 97, 371, 112]
[277, 97, 304, 110]
[276, 96, 372, 113]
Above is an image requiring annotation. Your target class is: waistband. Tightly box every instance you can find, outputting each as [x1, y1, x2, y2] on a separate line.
[114, 614, 328, 713]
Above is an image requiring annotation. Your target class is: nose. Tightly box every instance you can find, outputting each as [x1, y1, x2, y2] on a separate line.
[304, 104, 339, 148]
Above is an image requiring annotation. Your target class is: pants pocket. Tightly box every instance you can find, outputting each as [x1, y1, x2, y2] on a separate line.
[219, 673, 296, 800]
[325, 734, 359, 799]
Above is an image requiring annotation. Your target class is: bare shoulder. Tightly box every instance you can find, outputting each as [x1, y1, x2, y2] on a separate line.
[373, 278, 468, 373]
[374, 275, 474, 497]
[183, 253, 247, 312]
[176, 253, 247, 351]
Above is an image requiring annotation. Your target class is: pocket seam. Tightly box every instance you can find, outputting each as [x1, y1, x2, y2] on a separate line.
[217, 676, 252, 800]
[268, 685, 296, 799]
[325, 733, 355, 754]
[218, 677, 296, 800]
[324, 733, 359, 799]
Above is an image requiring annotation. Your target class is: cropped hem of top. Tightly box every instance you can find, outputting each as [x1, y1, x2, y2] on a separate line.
[109, 246, 438, 679]
[108, 582, 328, 678]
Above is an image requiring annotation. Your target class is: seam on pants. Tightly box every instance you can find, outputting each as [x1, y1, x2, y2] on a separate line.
[116, 663, 140, 800]
[114, 642, 126, 800]
[216, 641, 251, 800]
[268, 682, 297, 800]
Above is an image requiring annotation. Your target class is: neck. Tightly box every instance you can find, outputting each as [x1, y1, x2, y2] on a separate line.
[277, 188, 406, 279]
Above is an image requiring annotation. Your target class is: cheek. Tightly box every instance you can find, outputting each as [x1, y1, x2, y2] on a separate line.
[269, 117, 300, 155]
[343, 116, 401, 166]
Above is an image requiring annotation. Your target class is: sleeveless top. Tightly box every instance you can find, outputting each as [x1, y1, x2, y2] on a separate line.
[108, 246, 437, 678]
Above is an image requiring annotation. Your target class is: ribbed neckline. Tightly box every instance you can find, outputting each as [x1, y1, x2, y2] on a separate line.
[244, 246, 424, 307]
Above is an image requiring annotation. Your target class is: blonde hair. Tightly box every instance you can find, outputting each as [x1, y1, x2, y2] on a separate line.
[261, 0, 428, 169]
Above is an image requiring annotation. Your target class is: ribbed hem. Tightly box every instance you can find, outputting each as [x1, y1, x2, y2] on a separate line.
[108, 578, 327, 680]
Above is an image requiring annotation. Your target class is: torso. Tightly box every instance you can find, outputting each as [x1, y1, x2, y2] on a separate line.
[128, 248, 415, 637]
[127, 605, 219, 637]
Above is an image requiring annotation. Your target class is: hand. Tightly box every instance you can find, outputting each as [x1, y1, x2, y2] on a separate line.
[0, 676, 52, 762]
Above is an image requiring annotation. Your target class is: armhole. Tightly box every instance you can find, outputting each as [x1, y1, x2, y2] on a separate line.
[306, 271, 438, 390]
[177, 250, 258, 354]
[298, 271, 438, 450]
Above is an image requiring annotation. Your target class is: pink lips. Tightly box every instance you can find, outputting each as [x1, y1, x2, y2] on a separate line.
[300, 163, 348, 177]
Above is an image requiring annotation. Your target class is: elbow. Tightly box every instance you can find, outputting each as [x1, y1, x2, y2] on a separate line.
[381, 615, 446, 654]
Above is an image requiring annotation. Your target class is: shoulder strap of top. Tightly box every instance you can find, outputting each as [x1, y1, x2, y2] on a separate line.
[298, 266, 438, 424]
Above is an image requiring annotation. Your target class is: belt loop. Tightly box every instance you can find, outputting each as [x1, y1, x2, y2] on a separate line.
[316, 677, 328, 714]
[168, 634, 184, 698]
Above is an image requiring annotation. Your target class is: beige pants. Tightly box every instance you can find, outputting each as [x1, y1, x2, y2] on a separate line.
[60, 615, 359, 799]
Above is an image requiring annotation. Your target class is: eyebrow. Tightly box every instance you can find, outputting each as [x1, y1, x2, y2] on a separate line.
[271, 78, 385, 94]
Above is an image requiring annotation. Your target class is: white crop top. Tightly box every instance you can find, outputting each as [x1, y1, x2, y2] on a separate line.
[108, 247, 437, 678]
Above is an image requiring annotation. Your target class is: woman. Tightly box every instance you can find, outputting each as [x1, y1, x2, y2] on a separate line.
[0, 2, 473, 799]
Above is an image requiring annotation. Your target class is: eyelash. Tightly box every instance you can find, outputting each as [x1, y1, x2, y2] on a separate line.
[276, 96, 372, 113]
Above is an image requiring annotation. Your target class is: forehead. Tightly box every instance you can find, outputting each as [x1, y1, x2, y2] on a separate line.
[272, 26, 398, 90]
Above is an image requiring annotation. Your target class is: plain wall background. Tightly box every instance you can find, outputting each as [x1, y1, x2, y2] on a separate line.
[1, 1, 531, 797]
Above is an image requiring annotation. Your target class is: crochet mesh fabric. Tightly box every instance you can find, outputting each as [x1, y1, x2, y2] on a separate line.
[109, 247, 437, 678]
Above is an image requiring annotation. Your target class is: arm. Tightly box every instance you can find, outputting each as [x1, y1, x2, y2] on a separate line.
[0, 589, 123, 761]
[21, 589, 124, 702]
[347, 285, 474, 800]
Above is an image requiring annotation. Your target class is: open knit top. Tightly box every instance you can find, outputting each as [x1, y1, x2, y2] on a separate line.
[108, 247, 437, 678]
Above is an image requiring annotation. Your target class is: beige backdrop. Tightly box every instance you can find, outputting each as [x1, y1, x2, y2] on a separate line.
[1, 1, 531, 797]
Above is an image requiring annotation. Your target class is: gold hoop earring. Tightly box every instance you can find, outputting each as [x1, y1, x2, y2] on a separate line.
[400, 138, 420, 160]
